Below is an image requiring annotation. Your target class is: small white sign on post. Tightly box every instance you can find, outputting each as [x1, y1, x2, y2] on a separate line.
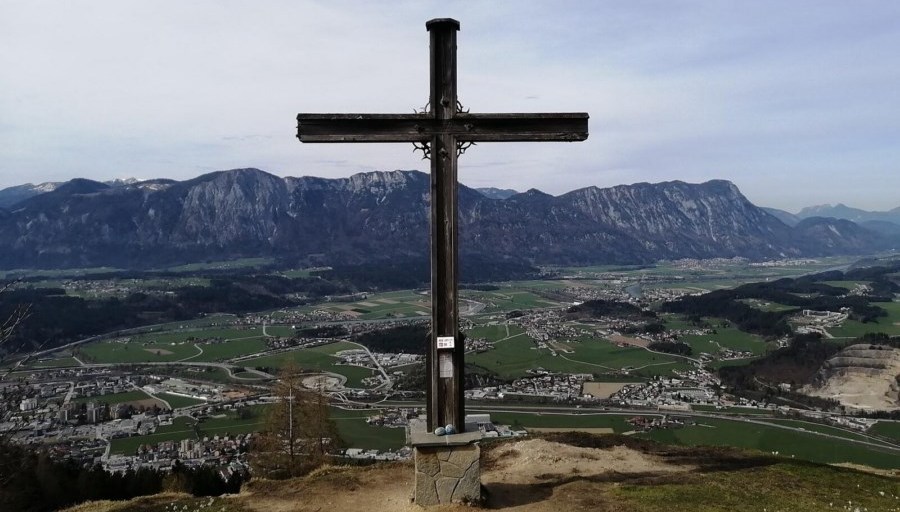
[436, 336, 455, 350]
[439, 352, 453, 378]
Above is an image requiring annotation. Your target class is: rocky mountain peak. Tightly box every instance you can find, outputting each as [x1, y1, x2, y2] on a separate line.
[0, 169, 889, 268]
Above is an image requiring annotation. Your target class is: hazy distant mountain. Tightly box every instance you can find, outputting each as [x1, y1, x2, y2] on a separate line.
[475, 187, 519, 200]
[761, 207, 801, 226]
[0, 169, 887, 269]
[860, 220, 900, 237]
[791, 217, 886, 253]
[0, 177, 145, 208]
[796, 203, 900, 224]
[0, 181, 61, 208]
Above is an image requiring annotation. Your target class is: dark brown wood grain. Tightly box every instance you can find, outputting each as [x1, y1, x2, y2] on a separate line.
[296, 17, 588, 433]
[297, 113, 588, 142]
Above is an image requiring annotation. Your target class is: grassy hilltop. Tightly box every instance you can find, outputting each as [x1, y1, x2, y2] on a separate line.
[65, 434, 900, 512]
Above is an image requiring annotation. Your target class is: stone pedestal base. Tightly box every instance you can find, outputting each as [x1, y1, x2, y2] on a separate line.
[414, 443, 481, 506]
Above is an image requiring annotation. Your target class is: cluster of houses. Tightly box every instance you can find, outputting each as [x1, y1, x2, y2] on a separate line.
[609, 371, 722, 410]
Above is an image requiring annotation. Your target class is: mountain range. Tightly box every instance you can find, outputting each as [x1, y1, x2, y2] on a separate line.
[0, 168, 892, 269]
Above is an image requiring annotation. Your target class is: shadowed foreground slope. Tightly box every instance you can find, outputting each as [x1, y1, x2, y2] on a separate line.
[65, 434, 900, 512]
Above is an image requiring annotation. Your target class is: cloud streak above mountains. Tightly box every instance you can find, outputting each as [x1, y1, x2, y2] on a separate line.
[1, 0, 899, 211]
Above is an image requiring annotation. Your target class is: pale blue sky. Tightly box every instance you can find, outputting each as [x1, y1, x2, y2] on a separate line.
[1, 1, 898, 211]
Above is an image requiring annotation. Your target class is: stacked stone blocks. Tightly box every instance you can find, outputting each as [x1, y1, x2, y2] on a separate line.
[414, 443, 481, 506]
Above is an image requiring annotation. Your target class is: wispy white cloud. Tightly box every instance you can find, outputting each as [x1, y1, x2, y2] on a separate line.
[1, 0, 898, 211]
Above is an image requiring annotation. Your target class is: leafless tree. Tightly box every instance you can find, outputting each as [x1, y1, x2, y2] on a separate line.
[250, 362, 343, 479]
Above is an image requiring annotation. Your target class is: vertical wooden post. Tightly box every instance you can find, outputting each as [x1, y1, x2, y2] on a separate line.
[426, 18, 464, 432]
[297, 18, 587, 440]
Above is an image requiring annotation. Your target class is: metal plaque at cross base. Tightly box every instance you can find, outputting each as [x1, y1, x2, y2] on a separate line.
[296, 18, 588, 432]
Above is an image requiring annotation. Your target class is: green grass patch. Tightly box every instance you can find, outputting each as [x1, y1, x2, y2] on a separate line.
[485, 411, 645, 433]
[243, 342, 374, 388]
[467, 335, 690, 379]
[300, 290, 432, 320]
[72, 389, 158, 406]
[827, 300, 900, 338]
[155, 392, 207, 409]
[612, 461, 900, 512]
[279, 269, 314, 278]
[869, 421, 900, 442]
[821, 280, 870, 290]
[190, 338, 268, 361]
[0, 266, 123, 279]
[160, 257, 274, 272]
[109, 416, 198, 455]
[828, 318, 900, 339]
[738, 298, 798, 312]
[263, 325, 296, 337]
[638, 417, 900, 469]
[330, 408, 406, 452]
[79, 340, 199, 363]
[763, 418, 882, 444]
[691, 405, 772, 415]
[465, 289, 560, 313]
[465, 323, 524, 342]
[132, 327, 265, 344]
[197, 410, 267, 437]
[25, 357, 80, 368]
[679, 325, 769, 357]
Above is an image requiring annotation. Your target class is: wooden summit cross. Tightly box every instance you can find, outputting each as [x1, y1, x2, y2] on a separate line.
[297, 18, 588, 432]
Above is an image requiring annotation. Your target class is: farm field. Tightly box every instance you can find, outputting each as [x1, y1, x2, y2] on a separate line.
[197, 410, 267, 437]
[738, 298, 798, 312]
[820, 280, 871, 290]
[483, 411, 651, 433]
[678, 325, 769, 357]
[242, 342, 374, 388]
[467, 333, 691, 379]
[79, 325, 284, 365]
[155, 392, 206, 409]
[827, 320, 897, 338]
[25, 357, 80, 368]
[762, 418, 884, 444]
[109, 407, 406, 454]
[464, 289, 562, 313]
[110, 416, 198, 455]
[690, 405, 772, 415]
[130, 327, 267, 344]
[189, 338, 269, 362]
[79, 340, 200, 364]
[297, 289, 431, 320]
[162, 257, 274, 272]
[73, 389, 162, 408]
[827, 301, 900, 338]
[159, 366, 235, 383]
[869, 421, 900, 442]
[464, 323, 524, 342]
[565, 338, 693, 376]
[330, 408, 406, 451]
[640, 417, 900, 470]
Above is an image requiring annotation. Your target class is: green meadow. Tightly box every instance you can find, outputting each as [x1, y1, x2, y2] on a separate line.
[869, 421, 900, 442]
[79, 341, 199, 364]
[679, 324, 769, 356]
[466, 334, 689, 379]
[242, 342, 374, 388]
[641, 417, 900, 470]
[155, 392, 206, 409]
[72, 389, 158, 406]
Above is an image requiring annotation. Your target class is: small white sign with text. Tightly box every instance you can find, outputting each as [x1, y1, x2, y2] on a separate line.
[436, 336, 455, 349]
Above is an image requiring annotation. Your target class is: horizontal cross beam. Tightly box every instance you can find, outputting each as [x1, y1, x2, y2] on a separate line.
[297, 112, 589, 143]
